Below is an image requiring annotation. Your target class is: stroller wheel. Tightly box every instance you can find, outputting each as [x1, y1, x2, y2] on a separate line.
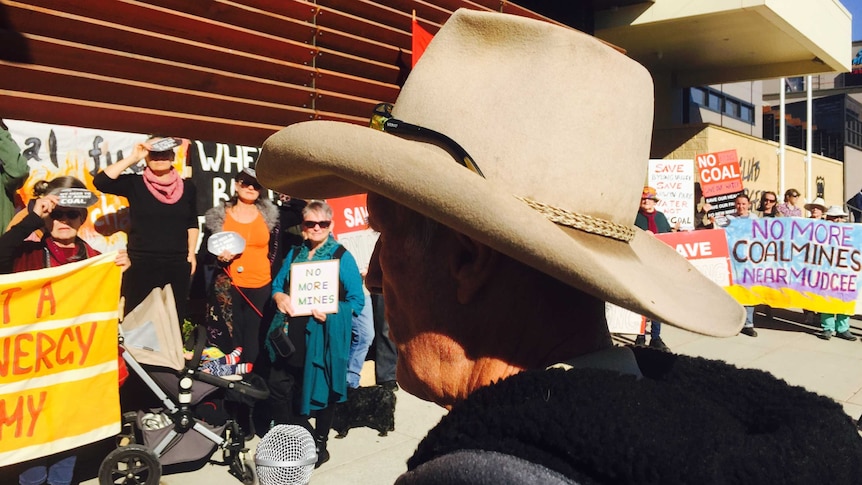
[98, 444, 162, 485]
[241, 456, 256, 485]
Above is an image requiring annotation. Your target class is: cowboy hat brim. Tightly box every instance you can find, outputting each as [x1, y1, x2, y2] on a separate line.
[257, 121, 745, 337]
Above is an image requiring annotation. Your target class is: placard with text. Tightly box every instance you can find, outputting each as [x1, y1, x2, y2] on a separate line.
[289, 259, 341, 316]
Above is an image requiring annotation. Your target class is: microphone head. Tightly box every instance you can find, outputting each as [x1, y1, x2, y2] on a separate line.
[255, 424, 318, 485]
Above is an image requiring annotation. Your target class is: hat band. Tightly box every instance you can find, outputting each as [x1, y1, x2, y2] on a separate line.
[515, 196, 635, 242]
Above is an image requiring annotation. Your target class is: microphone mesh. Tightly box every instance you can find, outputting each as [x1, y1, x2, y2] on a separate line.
[255, 424, 317, 485]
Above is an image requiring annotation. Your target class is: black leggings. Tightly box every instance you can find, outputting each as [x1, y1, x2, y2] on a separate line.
[228, 283, 270, 364]
[123, 257, 191, 321]
[267, 360, 334, 441]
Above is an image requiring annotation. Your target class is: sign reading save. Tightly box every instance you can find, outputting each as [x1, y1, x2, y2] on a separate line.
[289, 259, 340, 316]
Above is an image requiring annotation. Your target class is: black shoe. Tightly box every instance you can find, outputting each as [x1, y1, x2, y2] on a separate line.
[740, 327, 758, 337]
[380, 380, 399, 392]
[816, 330, 834, 340]
[315, 437, 329, 468]
[649, 337, 669, 352]
[836, 330, 857, 341]
[634, 335, 646, 346]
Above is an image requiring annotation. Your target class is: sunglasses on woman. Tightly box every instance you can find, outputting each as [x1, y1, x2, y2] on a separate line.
[237, 178, 262, 190]
[302, 220, 332, 229]
[50, 209, 83, 221]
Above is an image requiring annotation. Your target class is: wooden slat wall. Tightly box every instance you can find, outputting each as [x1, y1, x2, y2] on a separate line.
[0, 0, 562, 146]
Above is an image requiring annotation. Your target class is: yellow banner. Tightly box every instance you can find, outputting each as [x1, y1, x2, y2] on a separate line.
[0, 253, 121, 466]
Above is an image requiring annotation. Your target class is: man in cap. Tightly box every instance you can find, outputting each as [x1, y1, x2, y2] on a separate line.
[257, 9, 862, 483]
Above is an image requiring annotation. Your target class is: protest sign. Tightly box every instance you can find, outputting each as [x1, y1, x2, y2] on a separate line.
[188, 140, 263, 213]
[206, 231, 246, 256]
[605, 303, 646, 335]
[0, 253, 122, 466]
[655, 229, 732, 288]
[648, 159, 695, 230]
[328, 194, 378, 272]
[7, 120, 188, 252]
[289, 260, 341, 316]
[56, 188, 98, 208]
[722, 218, 862, 313]
[696, 149, 743, 218]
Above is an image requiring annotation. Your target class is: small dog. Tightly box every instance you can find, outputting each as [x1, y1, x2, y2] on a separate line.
[333, 385, 396, 438]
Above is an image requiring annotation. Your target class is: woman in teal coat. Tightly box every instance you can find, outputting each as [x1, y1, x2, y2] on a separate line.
[265, 199, 364, 467]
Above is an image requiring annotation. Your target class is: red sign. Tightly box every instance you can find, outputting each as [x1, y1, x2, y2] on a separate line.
[696, 149, 742, 197]
[655, 229, 733, 287]
[326, 194, 369, 238]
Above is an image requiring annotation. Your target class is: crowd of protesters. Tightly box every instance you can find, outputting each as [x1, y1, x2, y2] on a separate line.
[4, 109, 860, 482]
[0, 128, 397, 482]
[637, 183, 861, 344]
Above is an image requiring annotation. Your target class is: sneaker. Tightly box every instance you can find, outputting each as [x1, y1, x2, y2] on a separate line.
[816, 330, 834, 340]
[740, 327, 758, 337]
[634, 335, 646, 346]
[648, 337, 669, 352]
[835, 330, 857, 341]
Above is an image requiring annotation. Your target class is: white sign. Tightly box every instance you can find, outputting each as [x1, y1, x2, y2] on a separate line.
[207, 231, 246, 256]
[648, 159, 695, 231]
[605, 302, 646, 335]
[57, 188, 98, 208]
[289, 259, 341, 316]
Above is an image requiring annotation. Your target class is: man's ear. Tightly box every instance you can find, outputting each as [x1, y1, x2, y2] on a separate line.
[446, 232, 500, 304]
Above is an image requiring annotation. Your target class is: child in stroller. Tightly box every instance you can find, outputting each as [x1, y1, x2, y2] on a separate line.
[98, 286, 269, 485]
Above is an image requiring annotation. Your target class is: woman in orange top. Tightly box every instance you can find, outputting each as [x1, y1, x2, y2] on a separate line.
[201, 168, 280, 364]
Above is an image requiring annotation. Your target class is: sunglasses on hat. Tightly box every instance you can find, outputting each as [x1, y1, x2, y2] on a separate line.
[302, 220, 332, 229]
[370, 103, 485, 178]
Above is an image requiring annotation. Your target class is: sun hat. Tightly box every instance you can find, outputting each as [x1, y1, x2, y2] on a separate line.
[824, 205, 848, 218]
[641, 186, 659, 201]
[255, 9, 744, 337]
[803, 197, 827, 213]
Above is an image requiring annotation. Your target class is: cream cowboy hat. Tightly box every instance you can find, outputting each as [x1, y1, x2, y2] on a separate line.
[256, 9, 745, 337]
[804, 197, 827, 213]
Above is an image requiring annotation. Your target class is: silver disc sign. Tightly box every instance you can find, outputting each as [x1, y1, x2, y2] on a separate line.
[56, 188, 98, 208]
[149, 137, 180, 152]
[207, 231, 246, 256]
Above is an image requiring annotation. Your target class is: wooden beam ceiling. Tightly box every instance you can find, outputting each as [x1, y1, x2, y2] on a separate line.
[0, 0, 561, 146]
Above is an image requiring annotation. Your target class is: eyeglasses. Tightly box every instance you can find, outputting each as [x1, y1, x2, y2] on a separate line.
[237, 178, 262, 190]
[764, 199, 776, 203]
[302, 220, 332, 229]
[790, 193, 800, 198]
[370, 103, 485, 178]
[50, 209, 83, 221]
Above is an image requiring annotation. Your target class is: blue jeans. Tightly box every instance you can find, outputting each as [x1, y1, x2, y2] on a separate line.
[744, 306, 755, 328]
[347, 294, 374, 388]
[19, 455, 76, 485]
[649, 320, 662, 339]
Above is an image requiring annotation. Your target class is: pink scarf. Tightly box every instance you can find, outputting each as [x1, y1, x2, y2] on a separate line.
[143, 167, 184, 204]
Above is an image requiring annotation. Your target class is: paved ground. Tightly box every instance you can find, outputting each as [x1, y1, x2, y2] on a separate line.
[75, 307, 862, 484]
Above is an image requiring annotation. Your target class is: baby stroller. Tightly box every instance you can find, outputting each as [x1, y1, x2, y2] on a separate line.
[98, 286, 269, 485]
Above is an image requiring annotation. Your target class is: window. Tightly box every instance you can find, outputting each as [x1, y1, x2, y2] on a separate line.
[687, 86, 756, 125]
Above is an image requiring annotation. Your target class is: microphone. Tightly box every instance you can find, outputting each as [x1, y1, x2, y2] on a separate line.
[255, 424, 318, 485]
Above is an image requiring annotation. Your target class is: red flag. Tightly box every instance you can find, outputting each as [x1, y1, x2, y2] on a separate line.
[412, 19, 433, 67]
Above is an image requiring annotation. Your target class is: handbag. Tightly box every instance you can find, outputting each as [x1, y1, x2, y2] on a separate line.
[268, 314, 295, 358]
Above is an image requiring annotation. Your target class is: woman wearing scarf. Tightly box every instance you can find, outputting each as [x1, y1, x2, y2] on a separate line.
[94, 136, 198, 321]
[0, 176, 129, 485]
[265, 200, 364, 468]
[633, 186, 676, 350]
